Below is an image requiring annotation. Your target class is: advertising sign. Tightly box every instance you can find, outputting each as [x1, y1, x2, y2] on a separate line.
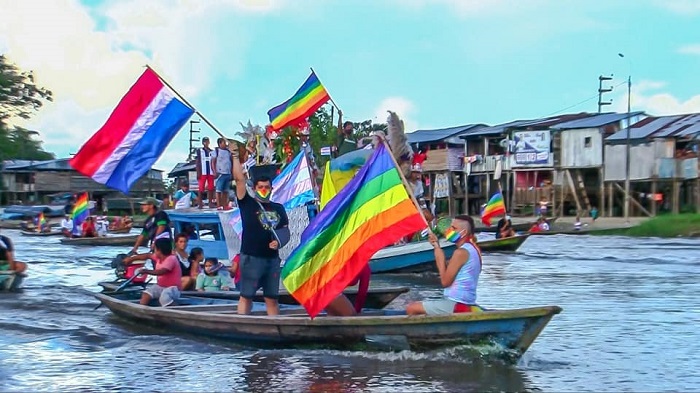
[514, 130, 550, 165]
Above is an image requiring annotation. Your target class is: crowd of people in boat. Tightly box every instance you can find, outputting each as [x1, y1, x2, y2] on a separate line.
[58, 214, 133, 238]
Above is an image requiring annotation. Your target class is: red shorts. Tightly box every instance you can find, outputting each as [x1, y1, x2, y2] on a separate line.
[199, 175, 214, 192]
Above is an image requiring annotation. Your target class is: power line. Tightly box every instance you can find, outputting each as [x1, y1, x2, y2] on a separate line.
[542, 80, 628, 117]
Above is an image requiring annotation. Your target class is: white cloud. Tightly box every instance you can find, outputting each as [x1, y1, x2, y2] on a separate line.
[678, 44, 700, 55]
[0, 0, 283, 177]
[612, 79, 700, 116]
[373, 97, 419, 133]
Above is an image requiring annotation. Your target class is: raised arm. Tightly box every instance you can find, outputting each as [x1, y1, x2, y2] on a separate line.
[231, 142, 247, 200]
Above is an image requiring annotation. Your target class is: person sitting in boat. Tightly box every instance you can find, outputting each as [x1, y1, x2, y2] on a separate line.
[325, 264, 372, 316]
[528, 221, 542, 233]
[406, 215, 483, 315]
[134, 238, 182, 307]
[498, 217, 516, 239]
[60, 214, 74, 238]
[232, 148, 290, 316]
[130, 197, 171, 254]
[227, 254, 241, 290]
[196, 257, 233, 292]
[173, 233, 197, 290]
[188, 247, 204, 274]
[0, 233, 27, 275]
[81, 216, 98, 238]
[173, 180, 198, 209]
[537, 216, 550, 231]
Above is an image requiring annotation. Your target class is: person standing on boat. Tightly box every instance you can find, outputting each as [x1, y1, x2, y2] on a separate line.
[232, 148, 289, 316]
[196, 136, 216, 209]
[173, 180, 198, 209]
[406, 215, 483, 315]
[136, 238, 182, 307]
[130, 197, 171, 254]
[211, 137, 234, 210]
[0, 233, 27, 274]
[336, 112, 358, 157]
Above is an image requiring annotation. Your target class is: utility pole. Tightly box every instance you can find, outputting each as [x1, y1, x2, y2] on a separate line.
[619, 53, 632, 222]
[188, 120, 201, 161]
[598, 75, 613, 113]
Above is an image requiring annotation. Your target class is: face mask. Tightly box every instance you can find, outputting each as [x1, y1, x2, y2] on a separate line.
[444, 228, 464, 243]
[255, 188, 271, 201]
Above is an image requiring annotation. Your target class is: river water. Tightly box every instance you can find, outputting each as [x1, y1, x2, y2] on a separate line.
[1, 229, 699, 392]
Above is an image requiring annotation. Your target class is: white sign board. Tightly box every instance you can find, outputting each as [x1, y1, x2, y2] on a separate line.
[514, 130, 550, 165]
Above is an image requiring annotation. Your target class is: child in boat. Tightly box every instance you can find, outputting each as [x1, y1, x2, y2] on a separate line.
[196, 257, 232, 292]
[188, 247, 204, 275]
[173, 233, 197, 290]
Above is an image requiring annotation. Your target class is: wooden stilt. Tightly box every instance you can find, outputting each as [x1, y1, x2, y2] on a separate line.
[651, 178, 657, 217]
[565, 170, 582, 214]
[608, 182, 613, 217]
[599, 167, 605, 217]
[672, 178, 680, 214]
[613, 182, 652, 217]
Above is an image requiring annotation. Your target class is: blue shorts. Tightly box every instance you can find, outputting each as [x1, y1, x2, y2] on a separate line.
[215, 174, 232, 193]
[239, 254, 281, 299]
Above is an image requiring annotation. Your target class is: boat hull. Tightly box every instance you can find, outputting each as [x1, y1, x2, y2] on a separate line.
[20, 230, 63, 237]
[476, 217, 558, 233]
[477, 234, 530, 252]
[97, 281, 409, 310]
[94, 292, 562, 359]
[0, 271, 26, 291]
[60, 234, 141, 246]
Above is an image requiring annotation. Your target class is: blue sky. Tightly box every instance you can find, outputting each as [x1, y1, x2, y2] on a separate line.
[1, 0, 699, 175]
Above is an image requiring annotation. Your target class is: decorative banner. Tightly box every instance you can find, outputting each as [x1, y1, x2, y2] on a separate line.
[494, 159, 503, 180]
[320, 146, 332, 156]
[433, 173, 449, 198]
[513, 130, 550, 165]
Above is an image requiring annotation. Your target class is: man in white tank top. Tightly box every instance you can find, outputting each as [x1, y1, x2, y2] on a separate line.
[407, 215, 484, 315]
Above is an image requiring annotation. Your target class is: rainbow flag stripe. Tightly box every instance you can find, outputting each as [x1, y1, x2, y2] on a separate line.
[282, 143, 426, 317]
[481, 192, 506, 226]
[72, 192, 90, 226]
[38, 212, 46, 225]
[267, 71, 330, 131]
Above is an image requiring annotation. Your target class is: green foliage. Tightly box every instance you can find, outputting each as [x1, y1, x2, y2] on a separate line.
[0, 126, 54, 160]
[598, 214, 700, 237]
[0, 55, 53, 124]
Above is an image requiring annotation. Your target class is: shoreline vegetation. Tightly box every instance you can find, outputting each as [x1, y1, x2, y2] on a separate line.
[592, 214, 700, 238]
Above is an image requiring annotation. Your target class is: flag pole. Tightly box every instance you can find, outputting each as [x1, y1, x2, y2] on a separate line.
[310, 67, 341, 113]
[146, 65, 228, 141]
[380, 137, 433, 233]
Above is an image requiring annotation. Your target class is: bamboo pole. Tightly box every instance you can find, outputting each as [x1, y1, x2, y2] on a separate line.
[310, 67, 341, 114]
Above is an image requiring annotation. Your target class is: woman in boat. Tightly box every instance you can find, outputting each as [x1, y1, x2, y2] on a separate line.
[195, 257, 232, 292]
[81, 216, 98, 238]
[0, 233, 27, 274]
[325, 264, 371, 316]
[499, 217, 516, 239]
[406, 215, 483, 315]
[173, 233, 197, 290]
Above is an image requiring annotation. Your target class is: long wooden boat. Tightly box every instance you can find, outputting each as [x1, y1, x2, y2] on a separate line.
[97, 281, 409, 310]
[526, 227, 622, 236]
[369, 234, 530, 274]
[20, 230, 63, 237]
[477, 234, 530, 252]
[108, 226, 133, 234]
[60, 234, 140, 246]
[475, 217, 558, 233]
[0, 270, 26, 291]
[94, 292, 562, 359]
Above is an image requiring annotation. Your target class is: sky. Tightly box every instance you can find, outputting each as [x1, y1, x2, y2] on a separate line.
[1, 0, 700, 176]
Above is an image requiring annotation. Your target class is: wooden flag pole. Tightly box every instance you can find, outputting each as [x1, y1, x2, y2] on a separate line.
[310, 67, 341, 114]
[146, 65, 229, 141]
[380, 137, 434, 233]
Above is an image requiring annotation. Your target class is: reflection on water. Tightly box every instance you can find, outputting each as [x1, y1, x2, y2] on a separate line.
[1, 229, 699, 392]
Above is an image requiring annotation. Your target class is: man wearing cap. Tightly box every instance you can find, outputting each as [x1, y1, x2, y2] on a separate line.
[173, 180, 198, 209]
[130, 197, 171, 254]
[195, 137, 215, 209]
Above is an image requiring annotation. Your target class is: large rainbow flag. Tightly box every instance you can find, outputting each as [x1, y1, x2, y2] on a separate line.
[72, 192, 90, 227]
[267, 71, 330, 131]
[281, 143, 426, 317]
[481, 192, 506, 226]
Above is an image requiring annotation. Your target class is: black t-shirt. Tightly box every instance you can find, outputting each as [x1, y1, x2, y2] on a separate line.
[238, 193, 289, 259]
[141, 210, 172, 243]
[0, 235, 14, 261]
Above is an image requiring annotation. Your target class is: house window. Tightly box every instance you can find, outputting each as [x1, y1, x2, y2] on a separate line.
[584, 137, 592, 148]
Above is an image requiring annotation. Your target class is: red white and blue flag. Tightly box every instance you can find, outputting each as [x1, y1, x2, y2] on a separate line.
[70, 68, 194, 194]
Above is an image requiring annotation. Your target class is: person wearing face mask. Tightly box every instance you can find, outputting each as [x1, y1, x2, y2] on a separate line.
[232, 149, 289, 316]
[406, 215, 483, 315]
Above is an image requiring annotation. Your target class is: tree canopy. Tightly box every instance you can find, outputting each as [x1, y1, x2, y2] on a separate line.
[0, 55, 55, 160]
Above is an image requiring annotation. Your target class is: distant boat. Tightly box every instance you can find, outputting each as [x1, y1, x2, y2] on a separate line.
[60, 234, 141, 247]
[20, 230, 63, 237]
[475, 217, 558, 233]
[93, 291, 562, 360]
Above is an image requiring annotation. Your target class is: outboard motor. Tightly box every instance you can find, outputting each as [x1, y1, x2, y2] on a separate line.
[111, 252, 148, 285]
[112, 253, 128, 280]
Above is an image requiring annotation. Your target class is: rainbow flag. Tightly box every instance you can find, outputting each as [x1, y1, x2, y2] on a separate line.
[481, 192, 506, 226]
[282, 143, 426, 317]
[267, 71, 330, 131]
[72, 192, 90, 227]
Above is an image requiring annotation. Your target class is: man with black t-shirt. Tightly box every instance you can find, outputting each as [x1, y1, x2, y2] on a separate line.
[232, 148, 289, 316]
[130, 197, 172, 254]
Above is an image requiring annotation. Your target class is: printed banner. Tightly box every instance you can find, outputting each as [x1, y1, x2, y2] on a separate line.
[514, 130, 550, 165]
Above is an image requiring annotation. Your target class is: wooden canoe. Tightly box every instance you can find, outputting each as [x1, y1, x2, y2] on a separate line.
[97, 281, 409, 310]
[477, 234, 530, 252]
[0, 270, 26, 291]
[475, 217, 558, 233]
[93, 292, 562, 359]
[20, 230, 63, 237]
[60, 234, 141, 246]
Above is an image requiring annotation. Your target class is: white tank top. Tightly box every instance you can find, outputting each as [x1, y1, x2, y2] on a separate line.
[443, 242, 482, 304]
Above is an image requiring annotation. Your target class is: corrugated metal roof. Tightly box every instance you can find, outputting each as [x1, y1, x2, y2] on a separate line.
[407, 124, 486, 144]
[606, 113, 700, 142]
[459, 112, 603, 139]
[551, 111, 645, 129]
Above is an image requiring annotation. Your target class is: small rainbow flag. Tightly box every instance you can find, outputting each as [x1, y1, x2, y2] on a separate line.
[267, 71, 330, 131]
[38, 212, 46, 225]
[282, 143, 426, 317]
[481, 192, 506, 226]
[72, 192, 90, 227]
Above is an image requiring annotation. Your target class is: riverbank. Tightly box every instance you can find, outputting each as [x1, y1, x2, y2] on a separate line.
[593, 214, 700, 238]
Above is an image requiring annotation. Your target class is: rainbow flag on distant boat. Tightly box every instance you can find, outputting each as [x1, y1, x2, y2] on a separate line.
[267, 71, 330, 131]
[69, 68, 194, 194]
[282, 143, 426, 318]
[72, 192, 90, 227]
[481, 192, 506, 226]
[36, 212, 47, 231]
